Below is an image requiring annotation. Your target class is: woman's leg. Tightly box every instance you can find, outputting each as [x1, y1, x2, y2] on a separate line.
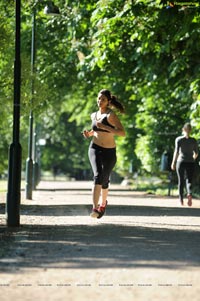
[185, 162, 195, 206]
[176, 161, 185, 204]
[185, 162, 195, 195]
[100, 148, 117, 206]
[88, 143, 103, 213]
[92, 184, 101, 209]
[101, 188, 108, 207]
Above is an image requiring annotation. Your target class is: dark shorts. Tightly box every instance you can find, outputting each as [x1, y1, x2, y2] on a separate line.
[88, 142, 117, 189]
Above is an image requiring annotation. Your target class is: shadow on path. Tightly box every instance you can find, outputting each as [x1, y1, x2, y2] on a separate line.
[0, 222, 200, 272]
[1, 190, 200, 274]
[1, 203, 200, 217]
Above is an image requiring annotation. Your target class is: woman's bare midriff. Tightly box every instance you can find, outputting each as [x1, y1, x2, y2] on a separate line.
[92, 131, 116, 148]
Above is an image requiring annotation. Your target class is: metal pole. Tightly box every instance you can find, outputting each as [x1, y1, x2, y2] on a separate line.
[33, 128, 39, 189]
[6, 0, 22, 227]
[25, 2, 60, 196]
[168, 171, 172, 196]
[25, 10, 36, 199]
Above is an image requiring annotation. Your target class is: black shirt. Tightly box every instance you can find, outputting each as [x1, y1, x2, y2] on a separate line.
[175, 136, 198, 162]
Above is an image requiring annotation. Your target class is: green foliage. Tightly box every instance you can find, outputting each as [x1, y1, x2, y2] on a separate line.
[77, 0, 200, 174]
[0, 0, 200, 179]
[38, 111, 91, 178]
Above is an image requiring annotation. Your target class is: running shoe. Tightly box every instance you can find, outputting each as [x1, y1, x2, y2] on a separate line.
[97, 201, 108, 219]
[90, 208, 100, 218]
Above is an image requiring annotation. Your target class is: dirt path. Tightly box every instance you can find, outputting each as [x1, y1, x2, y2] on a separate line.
[0, 181, 200, 301]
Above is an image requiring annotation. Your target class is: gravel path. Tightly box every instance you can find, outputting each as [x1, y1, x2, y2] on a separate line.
[0, 181, 200, 301]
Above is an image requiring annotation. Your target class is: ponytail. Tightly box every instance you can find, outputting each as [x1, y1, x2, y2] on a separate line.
[100, 89, 125, 114]
[110, 95, 125, 114]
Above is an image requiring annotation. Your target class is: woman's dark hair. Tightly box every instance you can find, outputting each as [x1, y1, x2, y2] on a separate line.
[183, 122, 192, 131]
[100, 89, 125, 113]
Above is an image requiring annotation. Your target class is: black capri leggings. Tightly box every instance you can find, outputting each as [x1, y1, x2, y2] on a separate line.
[88, 142, 117, 189]
[176, 161, 195, 200]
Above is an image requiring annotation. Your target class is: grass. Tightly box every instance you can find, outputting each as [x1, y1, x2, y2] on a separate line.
[125, 175, 177, 196]
[127, 175, 200, 198]
[0, 180, 7, 193]
[0, 180, 25, 194]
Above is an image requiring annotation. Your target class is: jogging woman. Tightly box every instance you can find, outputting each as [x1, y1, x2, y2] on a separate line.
[171, 123, 198, 206]
[83, 89, 125, 218]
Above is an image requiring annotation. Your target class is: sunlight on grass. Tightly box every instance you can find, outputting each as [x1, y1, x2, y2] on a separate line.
[0, 180, 25, 193]
[127, 175, 178, 197]
[0, 180, 7, 192]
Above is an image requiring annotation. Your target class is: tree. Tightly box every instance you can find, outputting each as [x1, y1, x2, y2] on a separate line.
[1, 0, 199, 178]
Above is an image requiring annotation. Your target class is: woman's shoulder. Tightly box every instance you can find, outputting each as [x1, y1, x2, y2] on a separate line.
[190, 137, 198, 143]
[107, 109, 117, 122]
[107, 108, 114, 114]
[107, 109, 118, 119]
[91, 112, 97, 119]
[175, 136, 184, 143]
[190, 136, 197, 140]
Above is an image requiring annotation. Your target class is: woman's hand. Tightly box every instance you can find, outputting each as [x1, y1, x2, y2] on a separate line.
[171, 162, 176, 171]
[82, 130, 90, 138]
[193, 152, 198, 160]
[171, 152, 178, 171]
[82, 130, 94, 138]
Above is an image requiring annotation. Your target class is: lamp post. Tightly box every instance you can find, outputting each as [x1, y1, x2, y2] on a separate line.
[25, 1, 60, 200]
[25, 8, 36, 200]
[6, 0, 22, 227]
[33, 127, 39, 189]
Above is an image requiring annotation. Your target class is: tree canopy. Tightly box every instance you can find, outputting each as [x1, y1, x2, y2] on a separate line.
[0, 0, 200, 178]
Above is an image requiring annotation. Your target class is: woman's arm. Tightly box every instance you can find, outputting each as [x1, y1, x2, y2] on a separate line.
[171, 138, 179, 170]
[96, 112, 125, 137]
[193, 151, 198, 160]
[193, 140, 199, 160]
[171, 151, 178, 170]
[82, 112, 95, 138]
[82, 130, 94, 138]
